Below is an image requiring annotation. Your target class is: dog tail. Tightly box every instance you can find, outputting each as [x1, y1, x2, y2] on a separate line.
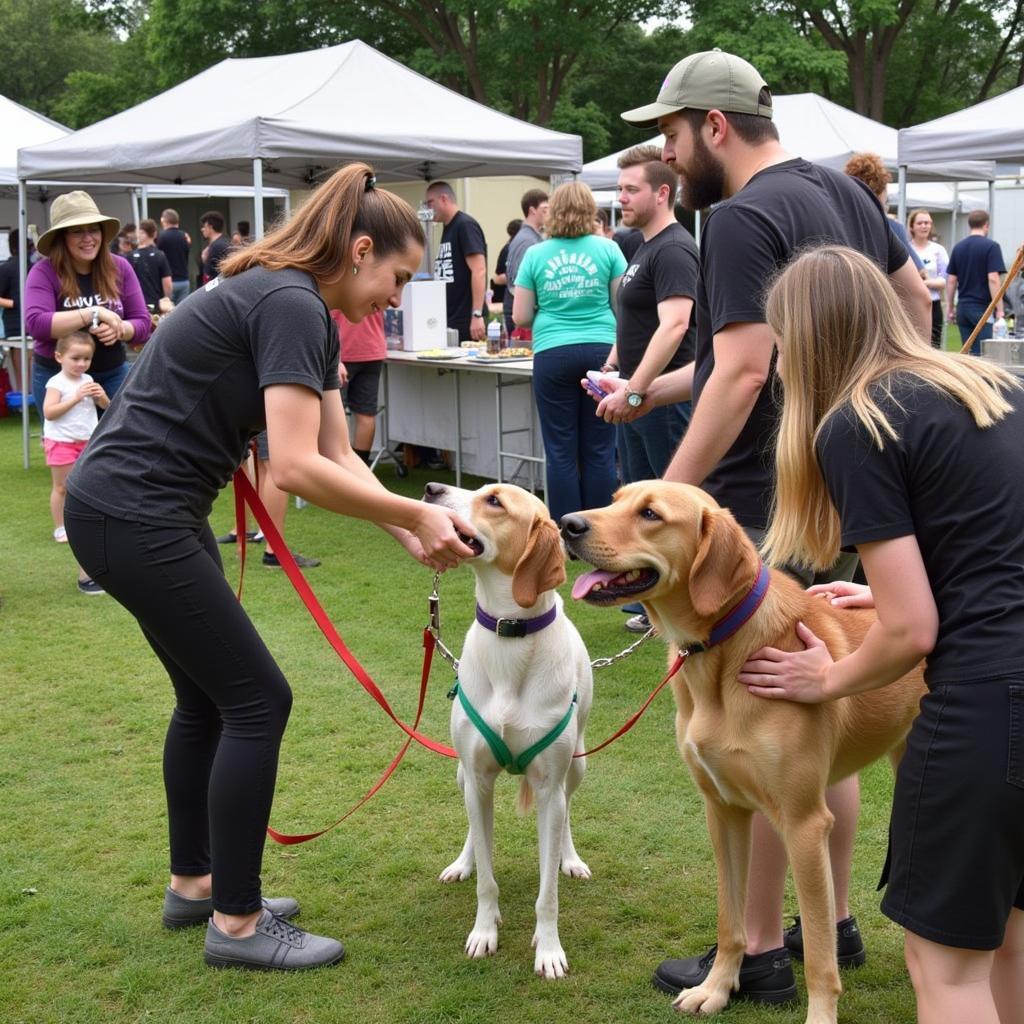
[516, 777, 534, 816]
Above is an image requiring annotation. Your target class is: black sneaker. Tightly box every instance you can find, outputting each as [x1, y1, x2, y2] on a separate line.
[77, 578, 105, 596]
[653, 944, 797, 1005]
[216, 531, 261, 545]
[783, 914, 866, 968]
[263, 552, 321, 569]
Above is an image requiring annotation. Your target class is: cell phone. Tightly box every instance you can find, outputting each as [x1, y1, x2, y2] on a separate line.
[584, 369, 607, 399]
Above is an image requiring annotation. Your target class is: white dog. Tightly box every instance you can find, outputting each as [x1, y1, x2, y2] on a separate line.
[424, 481, 594, 979]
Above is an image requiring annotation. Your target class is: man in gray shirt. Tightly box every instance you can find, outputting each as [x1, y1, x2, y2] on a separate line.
[502, 188, 549, 334]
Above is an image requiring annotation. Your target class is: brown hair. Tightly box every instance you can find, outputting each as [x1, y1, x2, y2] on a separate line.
[48, 232, 120, 304]
[681, 97, 779, 145]
[138, 219, 159, 239]
[56, 330, 95, 355]
[219, 163, 425, 281]
[618, 144, 679, 204]
[843, 152, 890, 198]
[762, 245, 1018, 570]
[545, 182, 598, 239]
[520, 188, 549, 217]
[161, 208, 179, 225]
[907, 208, 932, 232]
[967, 209, 990, 229]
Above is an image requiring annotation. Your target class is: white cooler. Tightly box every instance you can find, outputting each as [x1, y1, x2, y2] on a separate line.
[400, 280, 448, 351]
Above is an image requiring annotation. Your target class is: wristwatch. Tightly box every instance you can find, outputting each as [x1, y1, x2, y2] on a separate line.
[471, 310, 484, 318]
[625, 385, 645, 408]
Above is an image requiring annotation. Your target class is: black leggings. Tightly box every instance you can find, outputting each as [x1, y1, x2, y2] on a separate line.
[65, 495, 292, 915]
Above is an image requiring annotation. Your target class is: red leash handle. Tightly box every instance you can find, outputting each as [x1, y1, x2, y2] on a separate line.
[232, 468, 458, 759]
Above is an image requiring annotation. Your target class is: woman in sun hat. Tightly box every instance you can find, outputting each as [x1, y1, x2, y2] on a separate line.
[25, 190, 151, 417]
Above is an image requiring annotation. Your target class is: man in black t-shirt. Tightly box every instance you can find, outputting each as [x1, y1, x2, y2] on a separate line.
[158, 208, 191, 305]
[128, 219, 173, 311]
[200, 210, 231, 284]
[614, 49, 932, 1004]
[945, 209, 1007, 354]
[425, 181, 487, 342]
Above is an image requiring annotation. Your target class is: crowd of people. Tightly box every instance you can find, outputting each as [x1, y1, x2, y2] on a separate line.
[1, 46, 1021, 1020]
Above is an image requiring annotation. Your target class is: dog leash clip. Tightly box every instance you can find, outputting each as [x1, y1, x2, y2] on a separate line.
[429, 572, 442, 634]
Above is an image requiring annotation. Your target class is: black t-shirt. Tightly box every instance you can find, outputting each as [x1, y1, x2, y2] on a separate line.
[47, 272, 128, 376]
[202, 235, 232, 282]
[128, 245, 172, 308]
[0, 256, 20, 336]
[615, 222, 698, 377]
[67, 267, 340, 527]
[694, 159, 908, 529]
[817, 373, 1024, 687]
[946, 234, 1006, 307]
[614, 228, 643, 262]
[157, 227, 190, 279]
[492, 241, 510, 304]
[434, 211, 486, 337]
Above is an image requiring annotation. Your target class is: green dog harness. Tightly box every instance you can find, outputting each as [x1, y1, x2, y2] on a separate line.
[449, 682, 578, 775]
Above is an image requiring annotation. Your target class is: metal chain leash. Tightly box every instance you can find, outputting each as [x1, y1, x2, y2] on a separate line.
[427, 572, 656, 676]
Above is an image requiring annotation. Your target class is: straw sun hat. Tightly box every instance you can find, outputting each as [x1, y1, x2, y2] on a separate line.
[36, 190, 120, 256]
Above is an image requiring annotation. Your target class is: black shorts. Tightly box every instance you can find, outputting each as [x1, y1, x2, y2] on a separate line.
[880, 678, 1024, 950]
[343, 359, 383, 416]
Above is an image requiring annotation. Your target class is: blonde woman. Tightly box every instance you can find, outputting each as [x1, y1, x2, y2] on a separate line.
[513, 182, 626, 520]
[65, 163, 475, 972]
[740, 245, 1024, 1023]
[907, 208, 949, 347]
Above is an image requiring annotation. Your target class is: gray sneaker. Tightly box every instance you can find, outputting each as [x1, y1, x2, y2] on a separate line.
[162, 886, 300, 929]
[204, 910, 345, 971]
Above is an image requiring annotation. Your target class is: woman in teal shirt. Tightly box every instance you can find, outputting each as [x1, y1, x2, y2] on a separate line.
[513, 183, 626, 520]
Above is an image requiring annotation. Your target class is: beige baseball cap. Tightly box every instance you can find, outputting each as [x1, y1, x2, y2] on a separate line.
[621, 49, 773, 129]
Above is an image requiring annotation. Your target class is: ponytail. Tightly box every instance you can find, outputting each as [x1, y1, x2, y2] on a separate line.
[219, 163, 423, 281]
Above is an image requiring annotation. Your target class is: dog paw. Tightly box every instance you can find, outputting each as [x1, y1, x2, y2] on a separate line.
[673, 985, 730, 1016]
[560, 855, 591, 879]
[534, 944, 569, 979]
[465, 926, 499, 959]
[439, 858, 474, 883]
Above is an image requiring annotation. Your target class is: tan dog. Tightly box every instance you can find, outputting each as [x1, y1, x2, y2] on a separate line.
[560, 481, 925, 1024]
[424, 482, 593, 978]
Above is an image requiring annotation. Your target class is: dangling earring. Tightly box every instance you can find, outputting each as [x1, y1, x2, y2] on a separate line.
[352, 265, 359, 275]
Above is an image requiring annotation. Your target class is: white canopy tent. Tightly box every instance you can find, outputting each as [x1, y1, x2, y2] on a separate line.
[581, 92, 993, 212]
[897, 85, 1024, 224]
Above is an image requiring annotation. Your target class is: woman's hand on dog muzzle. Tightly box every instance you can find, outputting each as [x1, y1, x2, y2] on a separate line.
[738, 621, 834, 703]
[411, 505, 478, 570]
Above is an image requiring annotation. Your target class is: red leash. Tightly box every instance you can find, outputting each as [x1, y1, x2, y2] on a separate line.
[230, 467, 687, 842]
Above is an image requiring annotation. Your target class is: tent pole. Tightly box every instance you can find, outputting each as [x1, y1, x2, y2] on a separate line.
[253, 159, 264, 239]
[694, 208, 702, 246]
[897, 166, 908, 228]
[988, 179, 995, 229]
[17, 179, 30, 469]
[140, 185, 149, 222]
[129, 190, 140, 231]
[951, 183, 959, 242]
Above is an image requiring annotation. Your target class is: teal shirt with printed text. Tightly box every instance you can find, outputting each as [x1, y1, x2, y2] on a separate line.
[514, 235, 627, 352]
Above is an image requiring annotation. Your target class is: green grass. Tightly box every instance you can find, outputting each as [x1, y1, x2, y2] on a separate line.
[0, 413, 916, 1023]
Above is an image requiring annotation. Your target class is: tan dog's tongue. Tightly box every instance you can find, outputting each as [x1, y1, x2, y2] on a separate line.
[571, 569, 619, 600]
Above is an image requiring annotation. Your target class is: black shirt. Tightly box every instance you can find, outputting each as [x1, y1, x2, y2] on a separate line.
[67, 267, 340, 527]
[157, 227, 191, 280]
[817, 374, 1024, 687]
[0, 256, 20, 336]
[946, 234, 1006, 307]
[492, 241, 510, 305]
[434, 211, 486, 337]
[614, 228, 643, 262]
[694, 159, 908, 529]
[128, 245, 172, 308]
[202, 235, 231, 282]
[615, 222, 698, 377]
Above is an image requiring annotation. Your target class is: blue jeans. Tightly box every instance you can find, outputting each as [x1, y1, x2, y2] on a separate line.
[957, 302, 992, 356]
[532, 343, 618, 524]
[171, 280, 190, 306]
[616, 401, 691, 483]
[33, 358, 131, 420]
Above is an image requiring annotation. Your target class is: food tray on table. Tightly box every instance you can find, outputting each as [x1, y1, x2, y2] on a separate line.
[413, 348, 464, 360]
[467, 347, 533, 363]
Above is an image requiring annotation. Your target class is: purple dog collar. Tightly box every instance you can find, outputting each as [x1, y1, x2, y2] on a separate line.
[692, 562, 772, 653]
[475, 604, 558, 639]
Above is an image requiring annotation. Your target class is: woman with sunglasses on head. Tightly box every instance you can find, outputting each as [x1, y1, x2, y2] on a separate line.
[64, 163, 476, 972]
[741, 245, 1024, 1023]
[25, 191, 152, 418]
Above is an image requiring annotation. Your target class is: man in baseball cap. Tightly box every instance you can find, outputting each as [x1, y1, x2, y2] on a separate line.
[596, 49, 932, 1012]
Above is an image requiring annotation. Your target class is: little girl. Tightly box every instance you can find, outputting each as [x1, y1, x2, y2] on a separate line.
[740, 245, 1024, 1023]
[43, 331, 108, 594]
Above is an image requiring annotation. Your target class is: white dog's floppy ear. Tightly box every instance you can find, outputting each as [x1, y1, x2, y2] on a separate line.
[512, 518, 567, 608]
[688, 507, 760, 619]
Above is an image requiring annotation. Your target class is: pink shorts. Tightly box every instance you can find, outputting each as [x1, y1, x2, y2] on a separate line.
[44, 438, 88, 467]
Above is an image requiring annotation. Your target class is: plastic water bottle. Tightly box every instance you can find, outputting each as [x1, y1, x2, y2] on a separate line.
[486, 318, 501, 355]
[993, 317, 1008, 339]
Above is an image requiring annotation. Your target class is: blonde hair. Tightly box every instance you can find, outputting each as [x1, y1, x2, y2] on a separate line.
[545, 182, 598, 239]
[762, 245, 1019, 570]
[219, 163, 424, 281]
